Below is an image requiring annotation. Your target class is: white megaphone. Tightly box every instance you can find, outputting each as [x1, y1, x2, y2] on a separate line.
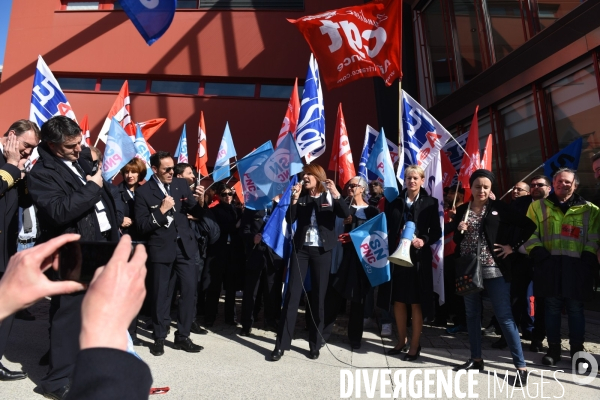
[388, 221, 416, 267]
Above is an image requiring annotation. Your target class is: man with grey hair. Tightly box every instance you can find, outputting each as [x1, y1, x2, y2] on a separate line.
[525, 168, 599, 367]
[29, 116, 120, 400]
[0, 119, 40, 382]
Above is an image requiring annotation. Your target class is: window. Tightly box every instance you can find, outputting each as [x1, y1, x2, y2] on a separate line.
[57, 77, 97, 91]
[205, 82, 255, 97]
[486, 0, 528, 62]
[453, 0, 485, 84]
[545, 64, 600, 200]
[259, 84, 304, 99]
[150, 81, 199, 95]
[199, 0, 303, 9]
[177, 0, 198, 8]
[537, 0, 582, 32]
[65, 2, 99, 10]
[499, 92, 542, 188]
[101, 79, 146, 92]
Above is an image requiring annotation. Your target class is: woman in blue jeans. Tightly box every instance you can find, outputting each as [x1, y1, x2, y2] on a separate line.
[447, 170, 536, 386]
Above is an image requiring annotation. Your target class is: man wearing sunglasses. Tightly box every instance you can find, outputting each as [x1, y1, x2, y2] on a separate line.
[135, 151, 206, 357]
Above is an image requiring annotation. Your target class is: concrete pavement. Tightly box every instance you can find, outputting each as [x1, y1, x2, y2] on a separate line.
[0, 298, 598, 399]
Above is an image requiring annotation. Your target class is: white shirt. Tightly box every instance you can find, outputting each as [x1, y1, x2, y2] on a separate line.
[63, 159, 111, 233]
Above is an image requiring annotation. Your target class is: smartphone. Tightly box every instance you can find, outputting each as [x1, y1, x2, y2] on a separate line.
[90, 160, 100, 175]
[58, 241, 118, 283]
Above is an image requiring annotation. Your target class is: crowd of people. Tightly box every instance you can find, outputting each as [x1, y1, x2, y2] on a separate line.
[0, 116, 598, 397]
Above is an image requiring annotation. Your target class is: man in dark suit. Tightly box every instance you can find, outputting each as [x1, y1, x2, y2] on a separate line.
[135, 151, 206, 356]
[0, 120, 40, 382]
[28, 116, 120, 400]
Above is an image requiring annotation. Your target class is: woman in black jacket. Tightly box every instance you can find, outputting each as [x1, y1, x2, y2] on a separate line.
[323, 176, 380, 349]
[203, 183, 243, 326]
[271, 164, 350, 361]
[447, 169, 536, 387]
[387, 165, 442, 361]
[117, 158, 147, 242]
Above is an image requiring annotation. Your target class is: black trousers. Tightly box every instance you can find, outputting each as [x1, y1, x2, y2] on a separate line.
[532, 296, 546, 342]
[276, 246, 330, 352]
[323, 282, 365, 344]
[40, 292, 85, 393]
[204, 246, 236, 323]
[0, 271, 14, 363]
[241, 249, 283, 330]
[150, 240, 197, 341]
[511, 261, 534, 334]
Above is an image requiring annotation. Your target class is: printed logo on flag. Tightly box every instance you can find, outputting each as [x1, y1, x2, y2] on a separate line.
[242, 165, 268, 204]
[359, 231, 389, 272]
[264, 148, 293, 184]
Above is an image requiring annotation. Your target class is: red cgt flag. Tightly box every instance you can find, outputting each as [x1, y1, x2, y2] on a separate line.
[457, 106, 481, 191]
[440, 150, 455, 188]
[328, 103, 356, 187]
[289, 0, 401, 90]
[137, 118, 167, 155]
[276, 78, 300, 148]
[79, 114, 91, 147]
[196, 111, 209, 176]
[97, 81, 135, 144]
[481, 134, 493, 171]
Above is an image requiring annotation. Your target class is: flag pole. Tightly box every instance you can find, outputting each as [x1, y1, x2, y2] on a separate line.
[93, 133, 101, 147]
[499, 163, 544, 200]
[452, 180, 460, 209]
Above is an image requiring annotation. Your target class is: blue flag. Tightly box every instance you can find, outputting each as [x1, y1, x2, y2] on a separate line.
[263, 176, 297, 260]
[543, 137, 583, 179]
[134, 124, 153, 181]
[358, 125, 400, 181]
[103, 118, 137, 181]
[237, 142, 275, 211]
[399, 91, 452, 180]
[295, 54, 325, 164]
[213, 122, 237, 182]
[29, 55, 77, 127]
[119, 0, 176, 45]
[366, 128, 399, 201]
[249, 133, 303, 203]
[349, 213, 390, 287]
[174, 124, 188, 163]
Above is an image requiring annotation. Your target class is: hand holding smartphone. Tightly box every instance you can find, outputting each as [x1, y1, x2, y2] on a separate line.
[58, 241, 120, 284]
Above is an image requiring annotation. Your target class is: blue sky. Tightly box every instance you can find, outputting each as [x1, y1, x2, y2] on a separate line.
[0, 0, 13, 66]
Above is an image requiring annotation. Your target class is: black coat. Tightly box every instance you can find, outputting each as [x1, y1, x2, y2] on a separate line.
[447, 199, 536, 282]
[0, 155, 31, 272]
[332, 204, 380, 302]
[116, 181, 141, 240]
[288, 190, 351, 252]
[134, 176, 205, 263]
[29, 144, 120, 244]
[69, 348, 152, 400]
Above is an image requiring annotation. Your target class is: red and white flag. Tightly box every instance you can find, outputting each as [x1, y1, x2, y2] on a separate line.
[137, 118, 167, 155]
[457, 106, 481, 191]
[196, 111, 209, 177]
[96, 81, 135, 144]
[328, 103, 355, 187]
[440, 150, 455, 188]
[79, 114, 91, 147]
[276, 78, 300, 148]
[289, 0, 401, 89]
[481, 134, 493, 171]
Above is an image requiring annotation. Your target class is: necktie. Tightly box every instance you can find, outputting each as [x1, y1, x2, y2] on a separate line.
[165, 184, 171, 196]
[72, 162, 86, 178]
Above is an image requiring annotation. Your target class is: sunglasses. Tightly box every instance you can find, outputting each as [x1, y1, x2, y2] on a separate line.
[530, 183, 548, 188]
[163, 167, 174, 173]
[512, 187, 528, 192]
[348, 184, 361, 189]
[221, 192, 234, 197]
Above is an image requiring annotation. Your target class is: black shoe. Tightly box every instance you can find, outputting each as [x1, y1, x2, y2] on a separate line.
[42, 385, 69, 400]
[191, 321, 208, 335]
[239, 328, 252, 337]
[350, 341, 361, 350]
[224, 318, 237, 326]
[542, 343, 561, 366]
[131, 337, 144, 346]
[271, 349, 284, 361]
[514, 370, 528, 387]
[39, 350, 50, 366]
[492, 337, 508, 349]
[0, 364, 27, 381]
[309, 350, 320, 360]
[204, 319, 215, 327]
[403, 346, 421, 361]
[529, 340, 544, 353]
[150, 339, 165, 356]
[453, 359, 484, 371]
[15, 309, 35, 321]
[388, 343, 409, 355]
[174, 337, 203, 352]
[264, 320, 278, 332]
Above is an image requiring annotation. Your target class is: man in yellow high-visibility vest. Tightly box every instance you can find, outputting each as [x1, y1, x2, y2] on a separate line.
[525, 168, 599, 367]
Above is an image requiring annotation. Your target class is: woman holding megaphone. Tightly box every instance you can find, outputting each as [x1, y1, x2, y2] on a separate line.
[387, 165, 441, 361]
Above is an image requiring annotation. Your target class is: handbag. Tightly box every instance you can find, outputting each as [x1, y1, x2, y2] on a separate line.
[454, 233, 484, 296]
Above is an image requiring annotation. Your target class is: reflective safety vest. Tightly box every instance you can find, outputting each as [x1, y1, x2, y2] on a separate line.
[525, 198, 600, 258]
